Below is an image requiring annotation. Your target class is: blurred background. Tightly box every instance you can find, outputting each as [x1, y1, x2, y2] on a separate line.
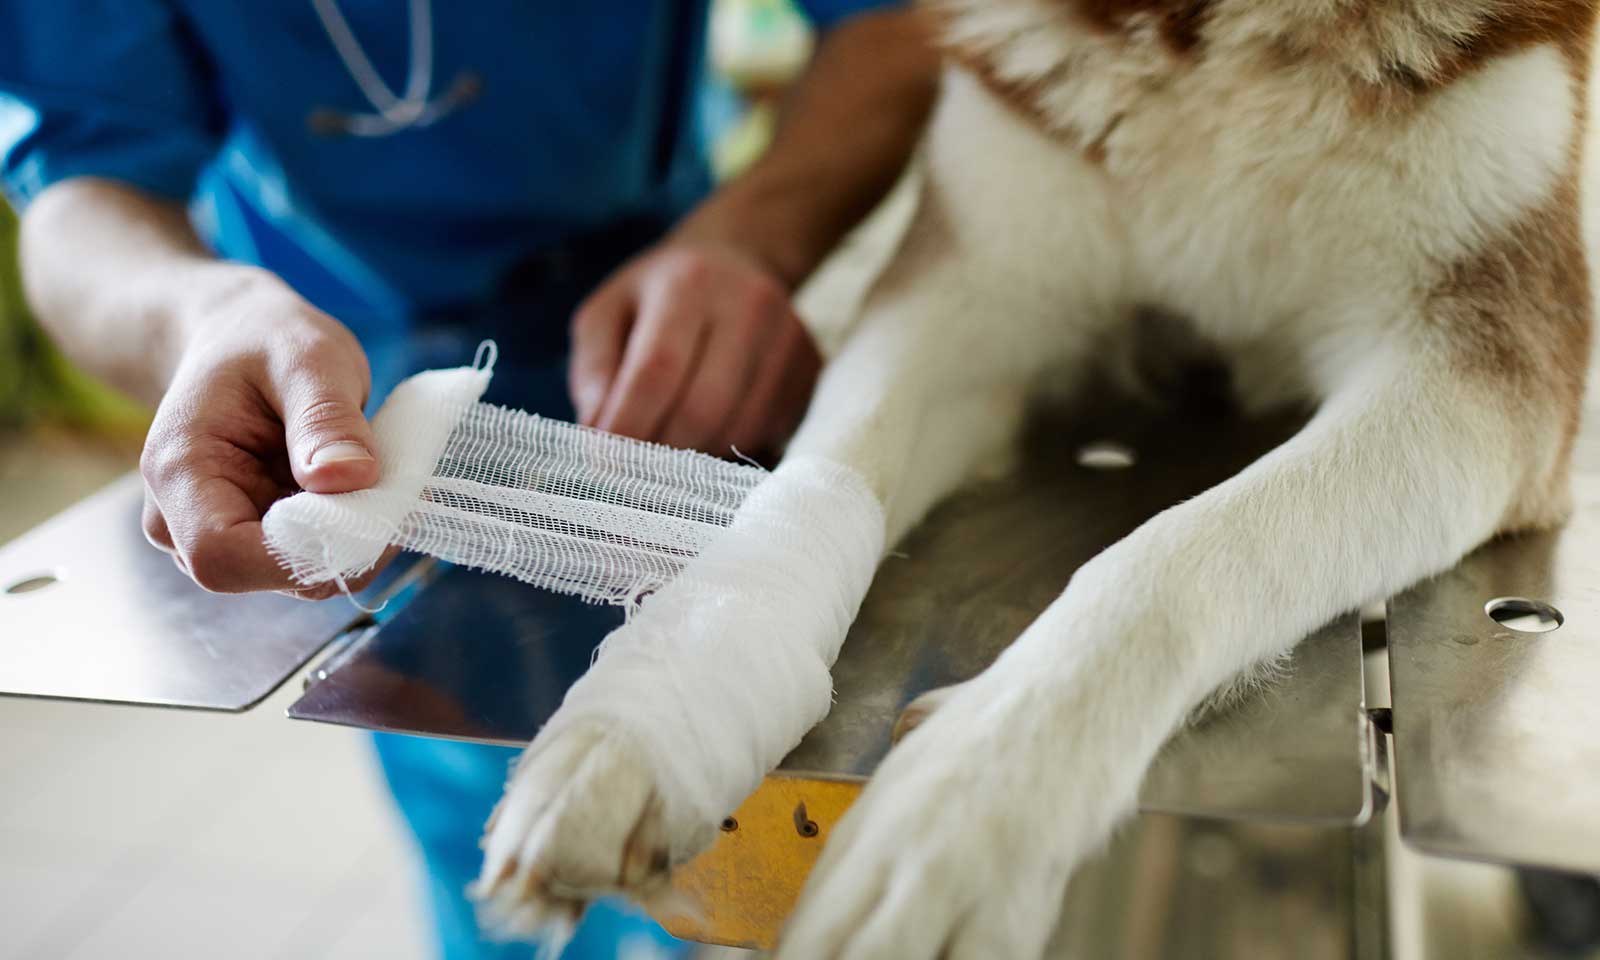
[0, 2, 820, 958]
[5, 2, 1598, 959]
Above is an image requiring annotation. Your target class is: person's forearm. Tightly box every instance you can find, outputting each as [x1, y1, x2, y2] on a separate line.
[674, 8, 942, 290]
[19, 177, 277, 405]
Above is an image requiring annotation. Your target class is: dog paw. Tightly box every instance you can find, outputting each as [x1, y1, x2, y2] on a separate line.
[473, 723, 673, 946]
[779, 678, 1123, 960]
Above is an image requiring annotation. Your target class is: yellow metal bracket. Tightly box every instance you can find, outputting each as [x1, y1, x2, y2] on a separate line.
[657, 774, 863, 949]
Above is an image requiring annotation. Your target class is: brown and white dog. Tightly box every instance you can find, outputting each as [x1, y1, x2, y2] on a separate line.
[478, 2, 1598, 956]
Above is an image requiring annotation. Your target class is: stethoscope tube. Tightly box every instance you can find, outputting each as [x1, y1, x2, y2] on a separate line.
[308, 0, 479, 137]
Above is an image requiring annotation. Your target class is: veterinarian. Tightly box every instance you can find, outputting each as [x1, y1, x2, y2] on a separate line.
[0, 3, 937, 956]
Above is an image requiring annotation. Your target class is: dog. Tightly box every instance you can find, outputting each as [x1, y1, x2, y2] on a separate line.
[475, 2, 1598, 956]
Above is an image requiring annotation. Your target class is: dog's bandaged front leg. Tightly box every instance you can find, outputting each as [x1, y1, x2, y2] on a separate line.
[517, 456, 885, 858]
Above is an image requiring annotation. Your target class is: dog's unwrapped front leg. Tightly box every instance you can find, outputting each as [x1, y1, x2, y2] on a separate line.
[780, 355, 1560, 960]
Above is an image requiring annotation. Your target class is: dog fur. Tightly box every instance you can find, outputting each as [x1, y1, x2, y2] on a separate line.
[477, 2, 1597, 956]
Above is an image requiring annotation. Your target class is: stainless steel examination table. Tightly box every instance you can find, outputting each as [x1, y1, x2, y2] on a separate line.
[4, 400, 1598, 958]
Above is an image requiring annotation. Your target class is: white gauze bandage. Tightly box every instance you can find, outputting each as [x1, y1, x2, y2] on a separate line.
[267, 347, 887, 854]
[264, 344, 783, 603]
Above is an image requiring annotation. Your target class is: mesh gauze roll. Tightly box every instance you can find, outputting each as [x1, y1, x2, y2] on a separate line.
[262, 346, 774, 603]
[422, 403, 766, 602]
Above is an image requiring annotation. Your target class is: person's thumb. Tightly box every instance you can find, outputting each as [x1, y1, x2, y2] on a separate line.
[280, 369, 380, 495]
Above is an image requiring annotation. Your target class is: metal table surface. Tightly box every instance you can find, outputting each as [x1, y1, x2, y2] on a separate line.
[32, 400, 1600, 950]
[1386, 417, 1600, 874]
[290, 406, 1374, 827]
[0, 474, 428, 711]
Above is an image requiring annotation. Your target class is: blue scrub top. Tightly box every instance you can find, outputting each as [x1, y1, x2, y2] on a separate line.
[0, 0, 896, 341]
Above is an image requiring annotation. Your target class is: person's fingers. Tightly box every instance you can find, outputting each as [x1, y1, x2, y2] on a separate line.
[273, 355, 379, 495]
[720, 348, 790, 458]
[274, 550, 395, 602]
[771, 323, 823, 437]
[656, 281, 789, 452]
[278, 586, 322, 601]
[146, 443, 298, 593]
[141, 486, 176, 554]
[593, 282, 709, 442]
[197, 438, 295, 514]
[278, 582, 343, 602]
[568, 280, 636, 426]
[178, 518, 288, 593]
[723, 319, 822, 457]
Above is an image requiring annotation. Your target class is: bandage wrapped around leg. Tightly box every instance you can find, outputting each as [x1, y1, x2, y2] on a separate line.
[529, 455, 885, 858]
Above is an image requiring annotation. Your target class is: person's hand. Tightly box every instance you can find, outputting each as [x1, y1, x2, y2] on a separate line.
[568, 241, 821, 456]
[139, 267, 384, 599]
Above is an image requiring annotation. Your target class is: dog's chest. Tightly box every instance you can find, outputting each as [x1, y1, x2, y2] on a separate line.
[938, 8, 1581, 407]
[955, 20, 1388, 295]
[971, 17, 1572, 317]
[1023, 35, 1407, 336]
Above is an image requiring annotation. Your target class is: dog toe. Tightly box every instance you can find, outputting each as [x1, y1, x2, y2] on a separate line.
[474, 725, 666, 941]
